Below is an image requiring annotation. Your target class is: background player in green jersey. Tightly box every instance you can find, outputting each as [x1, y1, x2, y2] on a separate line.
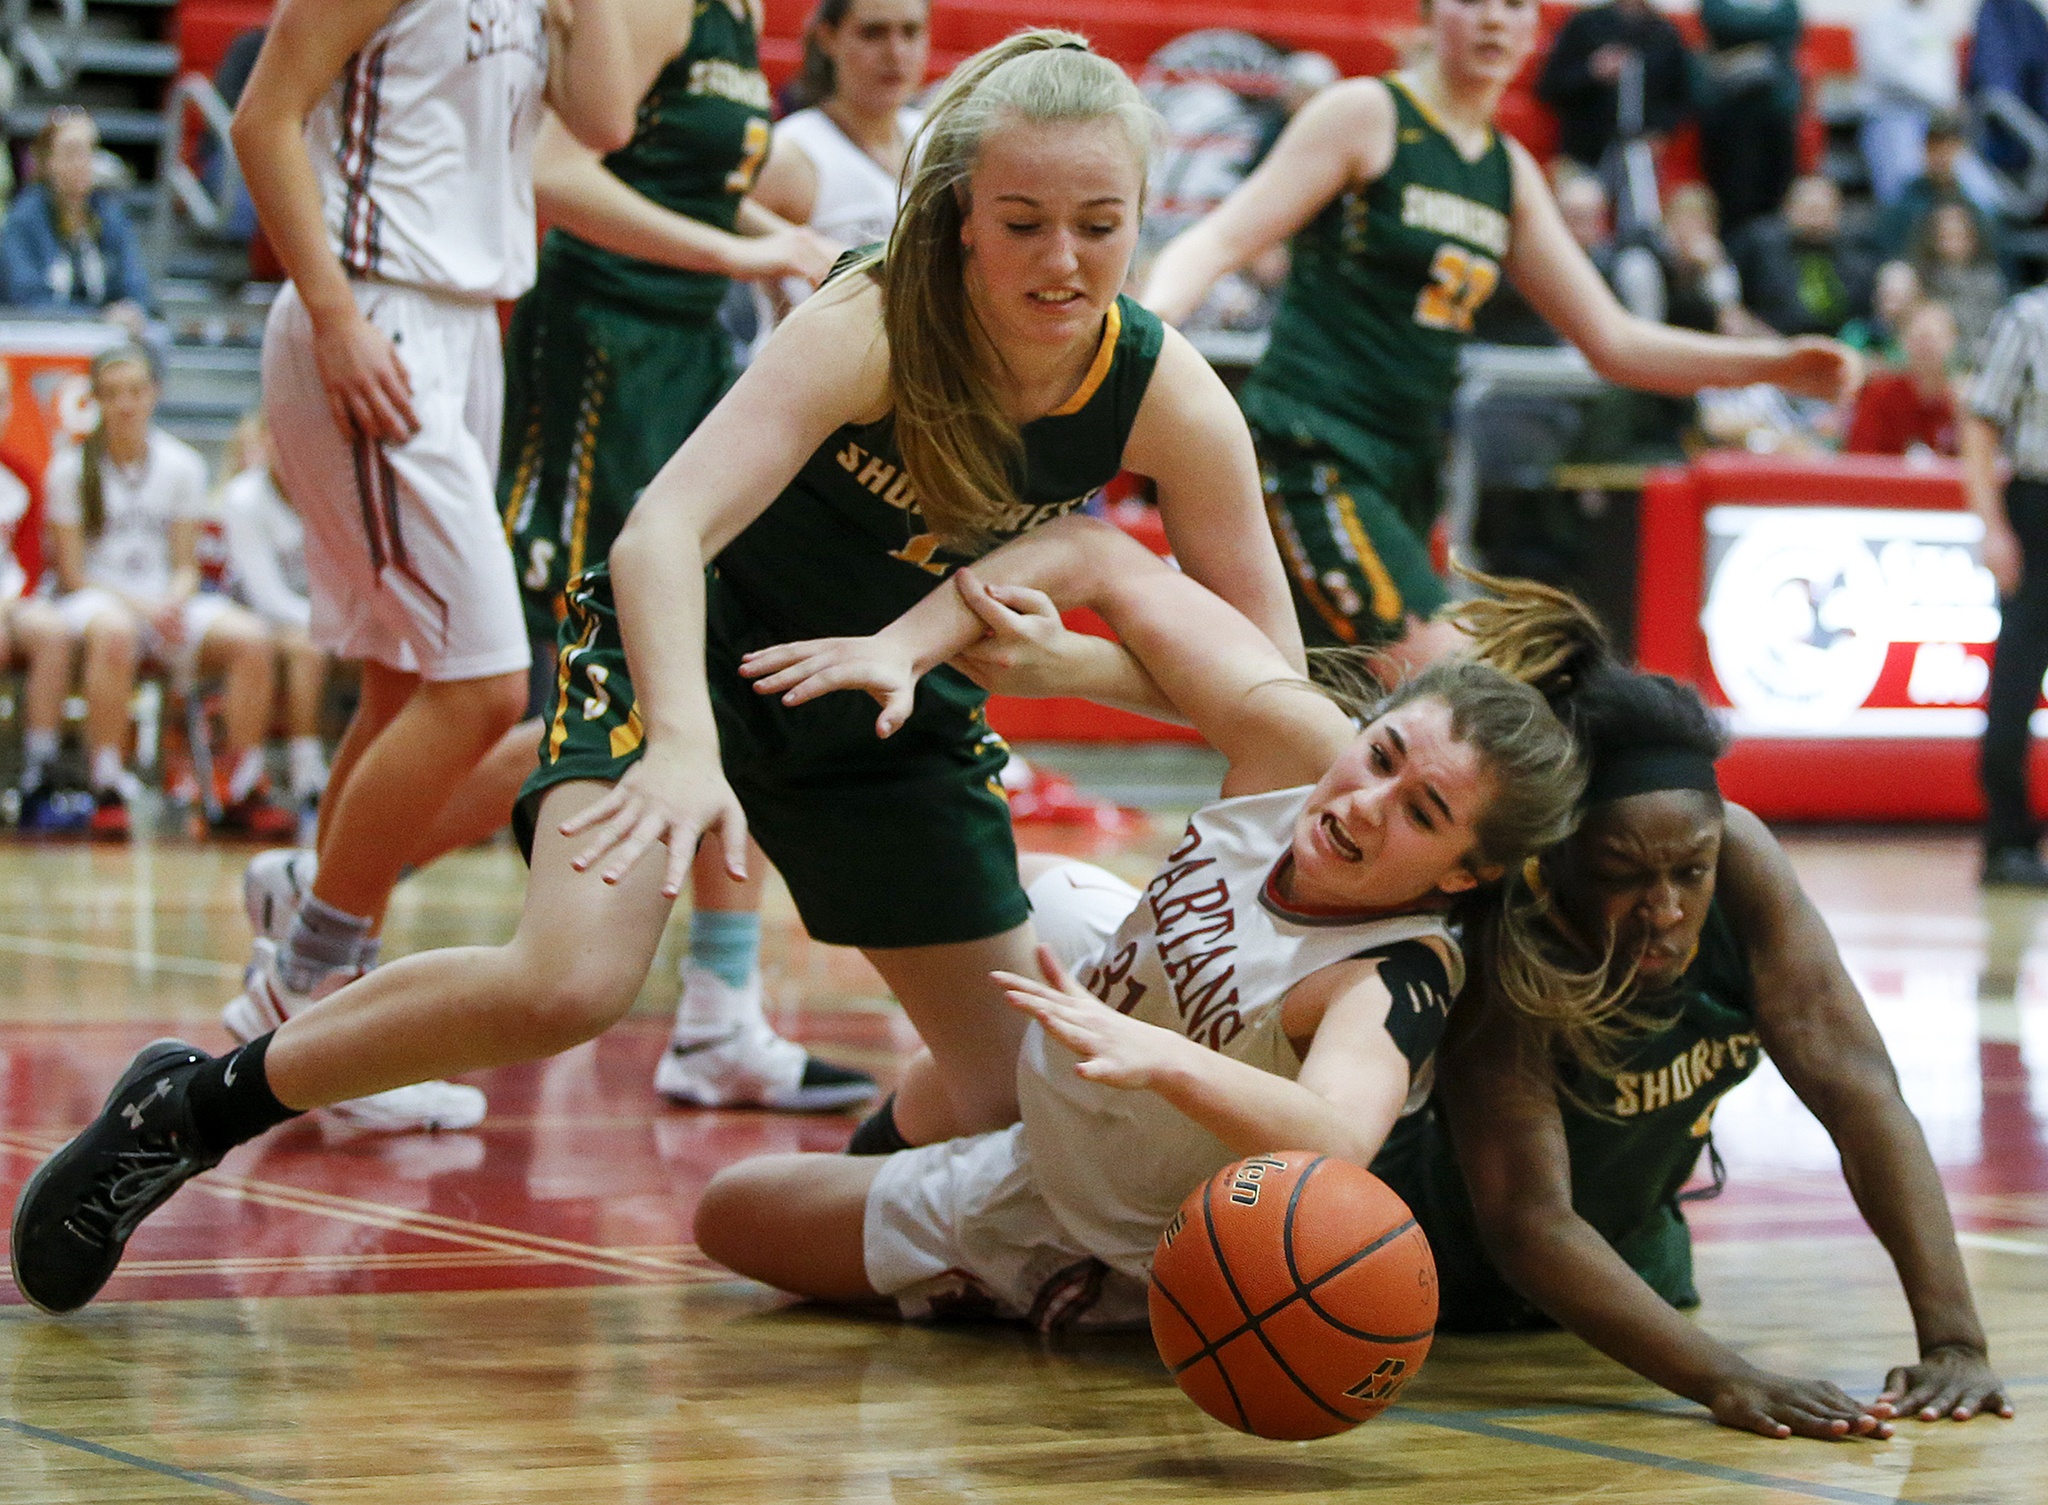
[1144, 0, 1859, 665]
[251, 0, 868, 1113]
[1372, 632, 2010, 1441]
[5, 35, 1312, 1318]
[489, 0, 863, 1112]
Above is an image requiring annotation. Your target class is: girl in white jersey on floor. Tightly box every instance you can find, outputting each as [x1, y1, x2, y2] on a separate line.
[225, 0, 636, 1133]
[695, 514, 1584, 1325]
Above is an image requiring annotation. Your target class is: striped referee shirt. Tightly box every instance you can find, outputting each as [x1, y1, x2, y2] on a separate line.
[1971, 285, 2048, 480]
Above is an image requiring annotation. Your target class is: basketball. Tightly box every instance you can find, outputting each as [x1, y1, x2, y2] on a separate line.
[1149, 1152, 1437, 1440]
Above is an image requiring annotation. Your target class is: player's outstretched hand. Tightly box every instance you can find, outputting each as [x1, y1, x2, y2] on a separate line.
[741, 225, 841, 289]
[312, 308, 418, 444]
[740, 633, 920, 737]
[556, 744, 748, 897]
[1771, 337, 1864, 405]
[949, 568, 1083, 696]
[995, 944, 1190, 1091]
[1877, 1345, 2013, 1424]
[1707, 1368, 1893, 1441]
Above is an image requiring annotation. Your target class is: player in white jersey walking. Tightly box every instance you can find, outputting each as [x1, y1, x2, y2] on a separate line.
[226, 0, 637, 1132]
[694, 515, 1586, 1325]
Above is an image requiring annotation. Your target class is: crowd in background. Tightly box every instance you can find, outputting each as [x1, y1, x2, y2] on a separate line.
[4, 0, 2048, 833]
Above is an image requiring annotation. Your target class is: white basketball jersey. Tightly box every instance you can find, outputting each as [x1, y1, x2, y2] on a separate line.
[305, 0, 550, 302]
[1018, 786, 1463, 1279]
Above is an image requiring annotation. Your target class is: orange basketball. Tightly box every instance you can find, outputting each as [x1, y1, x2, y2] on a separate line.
[1149, 1151, 1437, 1440]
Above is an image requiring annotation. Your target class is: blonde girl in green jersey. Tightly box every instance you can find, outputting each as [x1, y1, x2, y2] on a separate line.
[11, 32, 1311, 1317]
[1144, 0, 1860, 670]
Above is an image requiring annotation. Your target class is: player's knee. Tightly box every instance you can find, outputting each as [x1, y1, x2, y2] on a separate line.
[694, 1157, 803, 1271]
[506, 947, 642, 1050]
[84, 618, 139, 662]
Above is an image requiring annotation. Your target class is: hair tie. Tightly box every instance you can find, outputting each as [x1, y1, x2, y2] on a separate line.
[1054, 40, 1089, 52]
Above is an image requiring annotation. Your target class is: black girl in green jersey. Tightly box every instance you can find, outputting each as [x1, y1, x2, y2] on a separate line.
[1372, 607, 2010, 1443]
[1144, 0, 1858, 668]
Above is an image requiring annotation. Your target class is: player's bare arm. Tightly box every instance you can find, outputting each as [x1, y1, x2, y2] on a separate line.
[1123, 326, 1304, 669]
[1718, 806, 2011, 1425]
[995, 945, 1412, 1167]
[230, 0, 419, 442]
[565, 274, 887, 892]
[1142, 78, 1391, 327]
[1502, 141, 1860, 404]
[542, 0, 644, 153]
[1439, 973, 1893, 1441]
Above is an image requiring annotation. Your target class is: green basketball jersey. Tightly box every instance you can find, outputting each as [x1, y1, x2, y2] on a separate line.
[544, 0, 771, 319]
[712, 286, 1166, 645]
[1376, 898, 1761, 1322]
[1241, 75, 1514, 463]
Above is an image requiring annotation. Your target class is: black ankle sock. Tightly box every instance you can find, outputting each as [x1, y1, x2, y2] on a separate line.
[184, 1034, 303, 1156]
[844, 1093, 910, 1156]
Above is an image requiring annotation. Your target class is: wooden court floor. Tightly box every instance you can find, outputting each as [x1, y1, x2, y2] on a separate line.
[0, 795, 2044, 1503]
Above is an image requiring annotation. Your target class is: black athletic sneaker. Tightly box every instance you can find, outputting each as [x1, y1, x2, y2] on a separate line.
[10, 1039, 222, 1314]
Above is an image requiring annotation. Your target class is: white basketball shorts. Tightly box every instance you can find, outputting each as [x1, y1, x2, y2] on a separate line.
[261, 280, 528, 682]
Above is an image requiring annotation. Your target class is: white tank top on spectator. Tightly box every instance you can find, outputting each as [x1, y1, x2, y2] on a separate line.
[1017, 786, 1462, 1280]
[747, 106, 919, 351]
[43, 430, 209, 599]
[219, 467, 311, 631]
[775, 106, 920, 249]
[303, 0, 550, 302]
[0, 462, 30, 601]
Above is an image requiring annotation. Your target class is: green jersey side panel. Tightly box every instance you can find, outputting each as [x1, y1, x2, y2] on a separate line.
[1241, 76, 1514, 467]
[544, 0, 770, 319]
[712, 292, 1166, 647]
[1374, 899, 1762, 1327]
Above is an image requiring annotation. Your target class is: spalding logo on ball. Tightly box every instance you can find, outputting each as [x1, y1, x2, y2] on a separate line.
[1149, 1151, 1437, 1440]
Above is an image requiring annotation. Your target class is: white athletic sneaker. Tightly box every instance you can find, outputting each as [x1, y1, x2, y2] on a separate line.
[221, 939, 487, 1134]
[243, 848, 318, 945]
[654, 969, 877, 1112]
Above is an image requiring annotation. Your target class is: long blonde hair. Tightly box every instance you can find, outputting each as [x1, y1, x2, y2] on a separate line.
[1439, 567, 1644, 1081]
[876, 30, 1158, 548]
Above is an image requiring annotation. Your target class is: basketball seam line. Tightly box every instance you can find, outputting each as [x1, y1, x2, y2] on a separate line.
[1195, 1185, 1256, 1431]
[1167, 1176, 1433, 1377]
[1176, 1157, 1365, 1428]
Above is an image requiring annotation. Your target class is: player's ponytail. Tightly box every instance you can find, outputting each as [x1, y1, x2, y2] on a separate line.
[880, 30, 1159, 548]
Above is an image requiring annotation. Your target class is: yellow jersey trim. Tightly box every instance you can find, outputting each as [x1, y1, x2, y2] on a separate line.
[1047, 301, 1123, 418]
[1387, 75, 1495, 164]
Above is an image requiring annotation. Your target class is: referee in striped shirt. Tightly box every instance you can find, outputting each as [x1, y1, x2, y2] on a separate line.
[1967, 285, 2048, 886]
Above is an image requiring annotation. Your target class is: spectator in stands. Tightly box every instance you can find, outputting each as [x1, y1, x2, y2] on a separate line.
[0, 108, 150, 334]
[1859, 1, 1973, 206]
[1874, 113, 2003, 260]
[42, 347, 292, 840]
[1658, 182, 1764, 337]
[770, 0, 927, 258]
[1696, 0, 1804, 234]
[1730, 174, 1876, 337]
[1555, 168, 1663, 321]
[1536, 0, 1693, 172]
[218, 412, 328, 821]
[1965, 280, 2048, 886]
[0, 371, 84, 832]
[1968, 0, 2048, 178]
[1839, 259, 1924, 365]
[1915, 201, 2008, 363]
[1845, 298, 1960, 457]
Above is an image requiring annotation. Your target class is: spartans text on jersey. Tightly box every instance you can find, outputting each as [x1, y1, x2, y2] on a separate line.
[1087, 823, 1244, 1050]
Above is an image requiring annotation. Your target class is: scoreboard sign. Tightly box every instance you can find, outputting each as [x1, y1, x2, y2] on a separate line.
[1701, 505, 2001, 739]
[1637, 453, 2034, 821]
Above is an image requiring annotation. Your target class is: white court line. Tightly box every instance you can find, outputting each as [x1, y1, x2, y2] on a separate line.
[0, 932, 241, 979]
[1957, 1231, 2048, 1257]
